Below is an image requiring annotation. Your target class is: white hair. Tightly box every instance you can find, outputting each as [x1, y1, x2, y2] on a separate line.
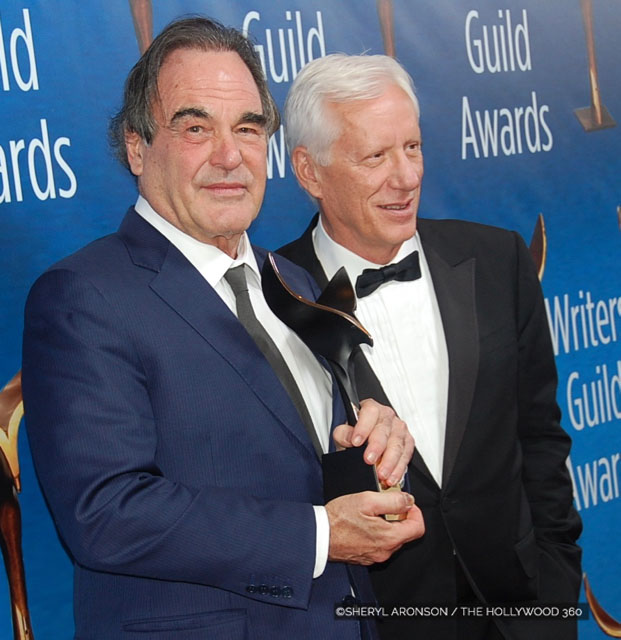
[284, 53, 419, 165]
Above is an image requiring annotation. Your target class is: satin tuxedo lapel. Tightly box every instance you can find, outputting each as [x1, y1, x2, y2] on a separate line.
[417, 220, 479, 487]
[118, 209, 320, 462]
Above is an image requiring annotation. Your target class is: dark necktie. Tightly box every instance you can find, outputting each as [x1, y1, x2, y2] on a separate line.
[224, 265, 322, 458]
[355, 250, 421, 298]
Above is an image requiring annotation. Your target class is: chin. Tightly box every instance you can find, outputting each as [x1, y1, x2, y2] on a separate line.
[386, 225, 416, 246]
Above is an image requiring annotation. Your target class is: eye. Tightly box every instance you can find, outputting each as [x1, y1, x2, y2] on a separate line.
[179, 121, 214, 143]
[182, 123, 210, 140]
[406, 141, 422, 154]
[363, 150, 385, 167]
[236, 124, 264, 137]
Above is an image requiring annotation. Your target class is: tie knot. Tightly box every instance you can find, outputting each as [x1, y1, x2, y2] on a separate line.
[355, 250, 421, 298]
[381, 263, 398, 279]
[224, 264, 249, 296]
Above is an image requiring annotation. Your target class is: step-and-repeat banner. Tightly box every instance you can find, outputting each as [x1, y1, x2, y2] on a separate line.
[0, 1, 619, 637]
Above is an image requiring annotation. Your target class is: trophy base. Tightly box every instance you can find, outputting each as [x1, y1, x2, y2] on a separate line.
[574, 105, 616, 131]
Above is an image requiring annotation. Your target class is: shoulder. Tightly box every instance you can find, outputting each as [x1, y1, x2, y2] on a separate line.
[25, 224, 150, 322]
[48, 233, 128, 275]
[31, 232, 129, 284]
[33, 206, 166, 287]
[418, 217, 528, 265]
[419, 216, 520, 245]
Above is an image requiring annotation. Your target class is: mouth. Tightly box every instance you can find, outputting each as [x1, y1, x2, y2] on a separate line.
[377, 199, 413, 212]
[205, 182, 248, 197]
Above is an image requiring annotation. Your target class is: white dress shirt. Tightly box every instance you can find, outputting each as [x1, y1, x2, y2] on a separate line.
[313, 215, 449, 486]
[135, 196, 332, 575]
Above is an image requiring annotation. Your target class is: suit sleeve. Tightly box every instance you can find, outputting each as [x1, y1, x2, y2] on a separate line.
[22, 267, 318, 608]
[513, 233, 582, 598]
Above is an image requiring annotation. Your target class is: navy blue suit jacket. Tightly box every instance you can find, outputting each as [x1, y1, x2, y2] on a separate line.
[22, 208, 373, 639]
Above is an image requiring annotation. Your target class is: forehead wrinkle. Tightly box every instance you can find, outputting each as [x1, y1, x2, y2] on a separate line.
[157, 83, 263, 125]
[153, 50, 264, 133]
[163, 66, 262, 101]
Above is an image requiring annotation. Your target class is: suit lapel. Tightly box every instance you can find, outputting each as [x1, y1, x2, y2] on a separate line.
[118, 208, 320, 462]
[418, 221, 479, 487]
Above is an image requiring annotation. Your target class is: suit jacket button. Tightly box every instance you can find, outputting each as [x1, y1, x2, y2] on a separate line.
[246, 584, 257, 594]
[281, 586, 293, 599]
[258, 584, 270, 595]
[270, 586, 281, 597]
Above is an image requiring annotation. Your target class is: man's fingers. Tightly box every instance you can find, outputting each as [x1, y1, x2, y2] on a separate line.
[350, 399, 382, 448]
[399, 500, 426, 541]
[326, 491, 425, 564]
[375, 424, 414, 485]
[332, 399, 415, 483]
[365, 490, 415, 517]
[332, 424, 354, 449]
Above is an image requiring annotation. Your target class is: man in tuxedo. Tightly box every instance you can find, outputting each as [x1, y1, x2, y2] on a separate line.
[278, 54, 582, 639]
[22, 20, 425, 639]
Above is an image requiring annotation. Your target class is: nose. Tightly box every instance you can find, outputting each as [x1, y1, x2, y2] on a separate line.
[210, 131, 243, 171]
[388, 152, 423, 191]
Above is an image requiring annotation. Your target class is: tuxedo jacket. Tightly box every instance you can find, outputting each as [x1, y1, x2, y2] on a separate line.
[278, 214, 582, 639]
[22, 208, 376, 640]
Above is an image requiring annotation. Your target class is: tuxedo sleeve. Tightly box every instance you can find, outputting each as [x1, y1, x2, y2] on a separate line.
[513, 233, 582, 597]
[22, 267, 319, 608]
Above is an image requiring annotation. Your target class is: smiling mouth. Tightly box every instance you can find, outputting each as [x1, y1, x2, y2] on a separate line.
[378, 200, 412, 211]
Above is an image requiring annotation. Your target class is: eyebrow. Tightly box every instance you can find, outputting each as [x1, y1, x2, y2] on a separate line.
[168, 108, 267, 129]
[170, 107, 210, 126]
[238, 111, 267, 129]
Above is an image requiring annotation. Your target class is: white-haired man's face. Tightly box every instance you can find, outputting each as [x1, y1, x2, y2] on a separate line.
[292, 83, 423, 264]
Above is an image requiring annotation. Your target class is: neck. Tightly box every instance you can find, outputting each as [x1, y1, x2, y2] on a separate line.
[320, 216, 402, 265]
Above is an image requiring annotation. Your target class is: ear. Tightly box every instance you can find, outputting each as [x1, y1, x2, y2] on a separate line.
[290, 146, 324, 200]
[125, 130, 146, 177]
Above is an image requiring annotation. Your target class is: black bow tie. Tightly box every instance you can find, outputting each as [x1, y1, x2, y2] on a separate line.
[355, 251, 421, 298]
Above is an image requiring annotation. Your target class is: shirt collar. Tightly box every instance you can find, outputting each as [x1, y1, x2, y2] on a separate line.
[312, 213, 420, 283]
[134, 195, 260, 288]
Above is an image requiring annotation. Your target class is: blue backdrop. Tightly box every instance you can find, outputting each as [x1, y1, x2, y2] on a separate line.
[0, 1, 619, 637]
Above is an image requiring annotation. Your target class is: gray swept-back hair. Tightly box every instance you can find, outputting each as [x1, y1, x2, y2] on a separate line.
[109, 16, 279, 170]
[284, 53, 419, 166]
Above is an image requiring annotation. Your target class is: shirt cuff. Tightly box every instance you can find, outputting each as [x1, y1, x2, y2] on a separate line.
[312, 505, 330, 578]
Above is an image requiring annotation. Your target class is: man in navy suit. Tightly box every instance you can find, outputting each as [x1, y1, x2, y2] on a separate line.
[278, 54, 582, 640]
[22, 19, 424, 639]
